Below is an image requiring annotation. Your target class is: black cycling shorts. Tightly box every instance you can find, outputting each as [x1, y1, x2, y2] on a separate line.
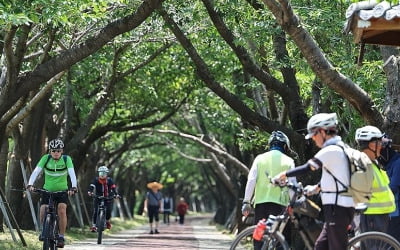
[40, 191, 69, 205]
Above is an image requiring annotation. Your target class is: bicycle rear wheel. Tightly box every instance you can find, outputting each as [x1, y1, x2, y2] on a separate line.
[97, 210, 105, 244]
[230, 225, 289, 250]
[348, 231, 400, 250]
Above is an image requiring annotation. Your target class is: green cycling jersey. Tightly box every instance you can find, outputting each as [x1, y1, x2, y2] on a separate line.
[37, 154, 74, 191]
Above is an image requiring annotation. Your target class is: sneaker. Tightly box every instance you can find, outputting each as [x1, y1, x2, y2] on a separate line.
[149, 230, 154, 234]
[90, 226, 97, 232]
[56, 236, 65, 248]
[154, 229, 159, 234]
[106, 221, 112, 230]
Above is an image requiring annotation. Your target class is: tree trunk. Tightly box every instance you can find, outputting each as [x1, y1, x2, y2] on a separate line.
[7, 130, 31, 229]
[381, 46, 400, 142]
[8, 98, 50, 229]
[0, 139, 9, 232]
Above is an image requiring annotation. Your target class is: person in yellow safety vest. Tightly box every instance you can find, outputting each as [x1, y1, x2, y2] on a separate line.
[242, 131, 297, 250]
[355, 126, 396, 235]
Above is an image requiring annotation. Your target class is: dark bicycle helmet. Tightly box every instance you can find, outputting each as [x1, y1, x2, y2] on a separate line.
[379, 135, 395, 166]
[48, 139, 64, 150]
[268, 131, 290, 151]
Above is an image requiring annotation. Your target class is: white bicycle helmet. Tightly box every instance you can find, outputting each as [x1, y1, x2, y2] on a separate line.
[355, 125, 383, 142]
[268, 131, 290, 149]
[48, 139, 64, 150]
[98, 166, 109, 173]
[305, 113, 338, 139]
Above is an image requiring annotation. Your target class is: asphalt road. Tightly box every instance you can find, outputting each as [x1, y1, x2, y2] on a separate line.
[64, 214, 233, 249]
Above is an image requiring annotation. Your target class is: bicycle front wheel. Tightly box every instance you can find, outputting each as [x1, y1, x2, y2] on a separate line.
[230, 225, 289, 250]
[97, 210, 105, 244]
[348, 231, 400, 250]
[51, 216, 59, 250]
[42, 214, 52, 250]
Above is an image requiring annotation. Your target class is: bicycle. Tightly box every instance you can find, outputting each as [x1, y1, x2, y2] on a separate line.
[91, 194, 118, 244]
[230, 181, 400, 250]
[33, 188, 67, 250]
[230, 181, 321, 250]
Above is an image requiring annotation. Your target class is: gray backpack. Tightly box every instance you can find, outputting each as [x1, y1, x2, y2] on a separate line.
[326, 142, 374, 204]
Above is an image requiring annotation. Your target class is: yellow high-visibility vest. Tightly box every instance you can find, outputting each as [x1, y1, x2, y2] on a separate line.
[254, 150, 294, 206]
[365, 163, 396, 214]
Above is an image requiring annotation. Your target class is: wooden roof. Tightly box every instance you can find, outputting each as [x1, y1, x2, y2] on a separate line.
[344, 1, 400, 46]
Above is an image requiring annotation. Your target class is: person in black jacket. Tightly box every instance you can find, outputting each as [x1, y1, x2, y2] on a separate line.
[379, 136, 400, 243]
[162, 194, 173, 225]
[87, 166, 118, 232]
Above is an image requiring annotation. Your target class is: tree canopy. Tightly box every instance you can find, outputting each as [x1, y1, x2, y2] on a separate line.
[1, 0, 399, 230]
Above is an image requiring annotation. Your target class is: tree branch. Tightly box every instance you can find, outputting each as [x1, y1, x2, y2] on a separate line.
[262, 0, 383, 125]
[145, 128, 249, 175]
[0, 0, 166, 117]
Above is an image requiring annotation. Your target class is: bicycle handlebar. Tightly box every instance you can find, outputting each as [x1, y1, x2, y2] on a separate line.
[32, 188, 68, 195]
[270, 178, 304, 194]
[90, 194, 120, 200]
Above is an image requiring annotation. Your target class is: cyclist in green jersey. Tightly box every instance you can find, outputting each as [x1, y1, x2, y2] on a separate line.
[27, 138, 78, 248]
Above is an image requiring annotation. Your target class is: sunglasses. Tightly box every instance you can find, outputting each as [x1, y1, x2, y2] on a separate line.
[51, 149, 62, 153]
[311, 130, 320, 138]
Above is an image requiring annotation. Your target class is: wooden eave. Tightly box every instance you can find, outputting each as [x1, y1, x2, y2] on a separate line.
[350, 15, 400, 46]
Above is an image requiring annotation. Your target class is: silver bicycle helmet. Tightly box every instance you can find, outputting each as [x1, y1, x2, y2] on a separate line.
[48, 139, 64, 150]
[98, 166, 109, 173]
[355, 126, 384, 142]
[268, 131, 290, 149]
[305, 113, 338, 139]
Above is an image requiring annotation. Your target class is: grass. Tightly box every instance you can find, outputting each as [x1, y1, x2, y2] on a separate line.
[0, 215, 148, 250]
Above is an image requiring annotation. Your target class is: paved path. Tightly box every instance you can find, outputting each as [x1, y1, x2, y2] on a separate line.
[65, 214, 233, 249]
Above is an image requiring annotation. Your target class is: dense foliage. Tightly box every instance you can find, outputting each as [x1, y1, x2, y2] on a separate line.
[0, 0, 399, 234]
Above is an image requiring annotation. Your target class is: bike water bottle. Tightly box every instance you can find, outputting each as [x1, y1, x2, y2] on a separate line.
[253, 218, 266, 241]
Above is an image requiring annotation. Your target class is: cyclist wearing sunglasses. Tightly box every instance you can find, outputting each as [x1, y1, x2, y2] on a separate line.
[26, 138, 78, 248]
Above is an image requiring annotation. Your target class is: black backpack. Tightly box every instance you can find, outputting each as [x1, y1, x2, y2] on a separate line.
[164, 198, 171, 209]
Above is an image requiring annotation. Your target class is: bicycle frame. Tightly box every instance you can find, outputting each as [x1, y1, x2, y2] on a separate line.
[262, 182, 400, 250]
[265, 182, 321, 250]
[35, 189, 67, 250]
[91, 195, 115, 244]
[231, 180, 400, 250]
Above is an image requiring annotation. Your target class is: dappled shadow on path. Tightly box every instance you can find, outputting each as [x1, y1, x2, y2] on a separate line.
[65, 214, 233, 250]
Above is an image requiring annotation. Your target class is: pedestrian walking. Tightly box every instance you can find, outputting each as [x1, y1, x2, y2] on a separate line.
[176, 197, 189, 225]
[144, 181, 163, 234]
[162, 194, 173, 225]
